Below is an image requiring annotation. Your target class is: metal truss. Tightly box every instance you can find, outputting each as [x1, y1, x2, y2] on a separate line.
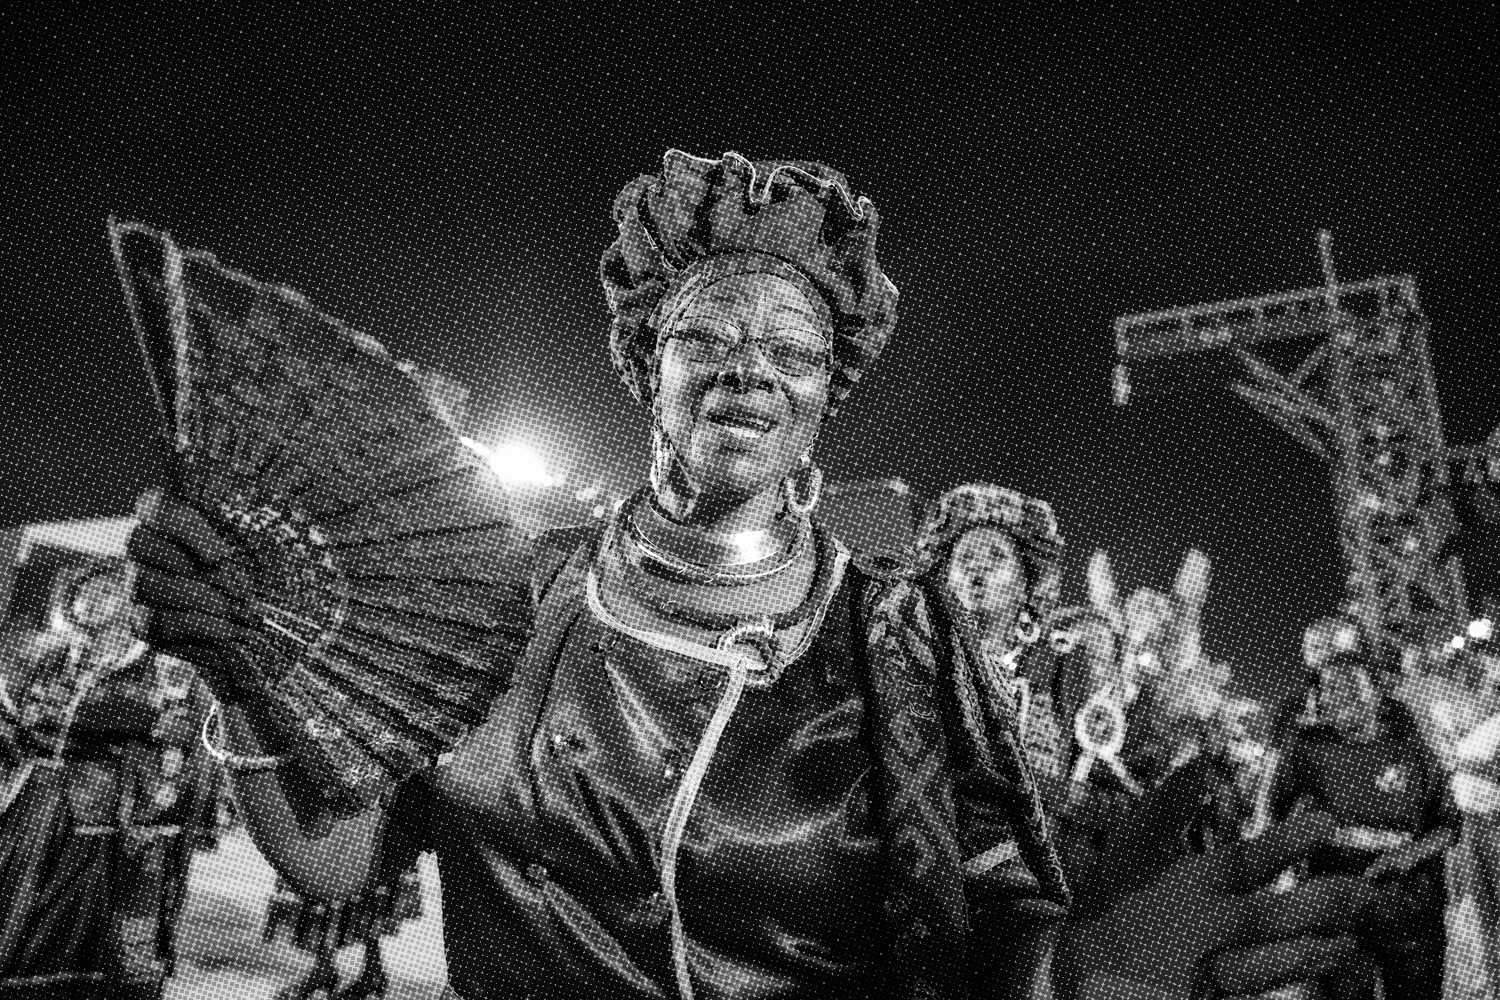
[1112, 233, 1477, 658]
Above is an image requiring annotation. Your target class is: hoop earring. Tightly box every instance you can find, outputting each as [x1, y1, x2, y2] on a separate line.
[649, 419, 674, 500]
[650, 417, 699, 518]
[1015, 605, 1042, 645]
[783, 453, 823, 516]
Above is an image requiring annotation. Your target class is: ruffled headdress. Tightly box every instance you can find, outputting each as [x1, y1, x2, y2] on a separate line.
[912, 483, 1066, 622]
[600, 149, 899, 418]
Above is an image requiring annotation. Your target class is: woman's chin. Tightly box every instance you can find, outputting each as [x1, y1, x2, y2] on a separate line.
[701, 476, 779, 504]
[683, 455, 787, 502]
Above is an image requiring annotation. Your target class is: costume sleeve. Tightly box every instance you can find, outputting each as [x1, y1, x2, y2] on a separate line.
[376, 767, 436, 885]
[936, 583, 1070, 911]
[965, 857, 1064, 1000]
[371, 529, 578, 881]
[1268, 737, 1306, 822]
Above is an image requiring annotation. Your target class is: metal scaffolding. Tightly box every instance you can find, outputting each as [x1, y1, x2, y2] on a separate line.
[1112, 232, 1473, 660]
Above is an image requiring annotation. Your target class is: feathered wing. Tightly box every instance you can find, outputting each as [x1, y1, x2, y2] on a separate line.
[111, 220, 531, 816]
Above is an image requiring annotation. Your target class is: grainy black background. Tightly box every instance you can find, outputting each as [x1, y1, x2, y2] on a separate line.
[3, 7, 1495, 699]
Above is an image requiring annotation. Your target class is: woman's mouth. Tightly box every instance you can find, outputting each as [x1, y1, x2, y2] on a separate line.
[706, 412, 777, 441]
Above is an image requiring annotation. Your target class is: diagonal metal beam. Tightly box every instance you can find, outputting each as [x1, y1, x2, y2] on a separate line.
[1230, 381, 1332, 461]
[1290, 341, 1330, 389]
[1232, 347, 1335, 429]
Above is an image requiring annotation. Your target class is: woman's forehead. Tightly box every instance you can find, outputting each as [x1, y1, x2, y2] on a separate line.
[678, 273, 823, 327]
[954, 525, 1017, 555]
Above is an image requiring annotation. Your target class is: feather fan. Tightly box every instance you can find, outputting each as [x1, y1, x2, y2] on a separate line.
[109, 219, 528, 817]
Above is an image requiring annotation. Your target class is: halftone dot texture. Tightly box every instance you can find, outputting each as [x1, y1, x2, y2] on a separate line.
[2, 9, 1498, 1000]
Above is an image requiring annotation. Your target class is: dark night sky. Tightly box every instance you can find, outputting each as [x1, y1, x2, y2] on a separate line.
[2, 8, 1496, 699]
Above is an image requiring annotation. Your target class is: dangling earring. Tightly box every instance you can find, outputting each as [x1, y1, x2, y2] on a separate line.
[650, 415, 697, 517]
[1015, 605, 1042, 645]
[783, 450, 823, 517]
[649, 418, 674, 499]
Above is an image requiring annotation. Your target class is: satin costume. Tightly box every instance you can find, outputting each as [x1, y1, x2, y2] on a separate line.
[379, 520, 1067, 1000]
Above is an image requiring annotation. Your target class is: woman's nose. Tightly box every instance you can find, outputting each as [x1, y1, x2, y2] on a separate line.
[720, 340, 778, 390]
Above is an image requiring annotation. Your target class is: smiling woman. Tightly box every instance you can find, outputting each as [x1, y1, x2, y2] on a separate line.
[129, 147, 1075, 1000]
[125, 147, 1380, 1000]
[654, 270, 830, 516]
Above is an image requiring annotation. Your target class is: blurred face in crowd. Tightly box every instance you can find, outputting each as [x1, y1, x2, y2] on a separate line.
[1321, 659, 1380, 739]
[656, 273, 830, 504]
[948, 525, 1029, 635]
[69, 572, 128, 632]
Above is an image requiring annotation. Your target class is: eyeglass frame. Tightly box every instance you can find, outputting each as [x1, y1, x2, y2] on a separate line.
[662, 321, 833, 379]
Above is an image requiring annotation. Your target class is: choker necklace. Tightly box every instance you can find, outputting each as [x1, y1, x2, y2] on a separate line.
[614, 518, 838, 634]
[624, 489, 807, 586]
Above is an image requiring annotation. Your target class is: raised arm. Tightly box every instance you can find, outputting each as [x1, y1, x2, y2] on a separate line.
[215, 704, 386, 901]
[127, 495, 388, 900]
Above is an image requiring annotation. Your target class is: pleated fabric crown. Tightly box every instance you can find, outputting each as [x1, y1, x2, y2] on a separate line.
[600, 149, 899, 418]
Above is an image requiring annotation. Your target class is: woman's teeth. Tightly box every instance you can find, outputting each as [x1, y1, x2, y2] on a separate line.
[709, 413, 774, 439]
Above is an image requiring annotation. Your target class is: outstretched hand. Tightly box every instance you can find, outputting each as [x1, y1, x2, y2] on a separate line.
[127, 491, 264, 704]
[1053, 762, 1379, 999]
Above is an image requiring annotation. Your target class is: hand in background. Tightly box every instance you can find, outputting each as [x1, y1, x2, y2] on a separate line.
[1054, 761, 1378, 999]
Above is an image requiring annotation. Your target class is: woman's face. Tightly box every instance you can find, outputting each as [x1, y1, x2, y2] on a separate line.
[655, 273, 830, 502]
[947, 525, 1028, 633]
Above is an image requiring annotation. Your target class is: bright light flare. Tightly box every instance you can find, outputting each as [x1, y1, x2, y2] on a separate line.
[1468, 618, 1494, 641]
[462, 437, 556, 487]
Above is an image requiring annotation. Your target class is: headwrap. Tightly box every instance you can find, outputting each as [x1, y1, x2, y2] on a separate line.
[912, 483, 1066, 621]
[600, 149, 899, 418]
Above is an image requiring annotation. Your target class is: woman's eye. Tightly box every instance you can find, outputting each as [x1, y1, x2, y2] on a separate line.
[763, 339, 826, 375]
[676, 328, 736, 356]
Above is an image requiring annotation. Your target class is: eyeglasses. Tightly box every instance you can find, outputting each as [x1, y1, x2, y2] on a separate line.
[667, 325, 830, 378]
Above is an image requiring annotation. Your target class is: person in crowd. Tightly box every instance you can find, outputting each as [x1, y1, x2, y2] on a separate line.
[0, 560, 220, 1000]
[129, 148, 1381, 999]
[1271, 648, 1457, 1000]
[913, 483, 1071, 808]
[1394, 638, 1500, 1000]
